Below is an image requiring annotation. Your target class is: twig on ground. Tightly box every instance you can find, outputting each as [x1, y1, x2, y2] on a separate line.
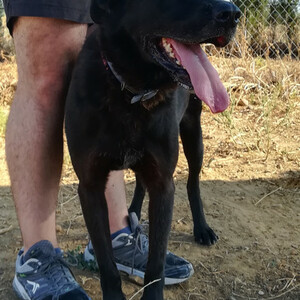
[66, 215, 83, 235]
[188, 292, 206, 300]
[60, 194, 78, 208]
[265, 283, 300, 299]
[232, 292, 257, 299]
[0, 225, 12, 235]
[169, 240, 193, 245]
[197, 260, 210, 273]
[278, 275, 296, 292]
[232, 283, 300, 300]
[255, 187, 281, 206]
[128, 278, 161, 300]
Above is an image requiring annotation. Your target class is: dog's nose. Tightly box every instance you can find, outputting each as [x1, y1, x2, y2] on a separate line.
[213, 1, 241, 25]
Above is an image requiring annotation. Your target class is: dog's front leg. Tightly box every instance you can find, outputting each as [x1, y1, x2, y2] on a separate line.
[141, 176, 175, 300]
[78, 180, 125, 300]
[180, 96, 218, 245]
[129, 173, 146, 220]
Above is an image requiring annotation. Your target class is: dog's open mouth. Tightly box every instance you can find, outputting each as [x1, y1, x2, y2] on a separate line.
[152, 37, 229, 113]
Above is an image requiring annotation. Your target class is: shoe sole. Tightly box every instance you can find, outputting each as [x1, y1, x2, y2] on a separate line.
[13, 275, 31, 300]
[84, 247, 194, 285]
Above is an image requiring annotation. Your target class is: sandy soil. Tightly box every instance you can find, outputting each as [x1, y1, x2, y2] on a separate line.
[0, 60, 299, 300]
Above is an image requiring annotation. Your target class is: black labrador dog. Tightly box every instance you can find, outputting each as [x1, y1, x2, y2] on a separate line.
[65, 0, 240, 299]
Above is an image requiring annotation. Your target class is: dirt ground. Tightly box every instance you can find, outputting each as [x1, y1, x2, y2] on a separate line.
[0, 58, 299, 300]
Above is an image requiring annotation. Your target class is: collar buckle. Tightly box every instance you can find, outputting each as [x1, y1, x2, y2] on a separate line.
[105, 59, 159, 104]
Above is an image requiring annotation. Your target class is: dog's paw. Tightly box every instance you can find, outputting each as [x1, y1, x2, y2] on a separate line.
[194, 225, 219, 246]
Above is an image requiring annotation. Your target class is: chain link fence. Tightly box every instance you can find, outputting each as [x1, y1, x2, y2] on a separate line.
[0, 0, 300, 59]
[239, 0, 299, 59]
[207, 0, 300, 59]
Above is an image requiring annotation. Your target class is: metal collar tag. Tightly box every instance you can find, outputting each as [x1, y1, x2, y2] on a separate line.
[106, 60, 159, 104]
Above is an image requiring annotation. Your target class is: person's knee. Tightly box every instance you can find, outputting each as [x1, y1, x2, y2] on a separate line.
[12, 17, 87, 110]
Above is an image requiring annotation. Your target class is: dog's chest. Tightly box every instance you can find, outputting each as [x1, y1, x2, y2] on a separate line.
[99, 120, 146, 170]
[97, 140, 144, 170]
[121, 147, 144, 169]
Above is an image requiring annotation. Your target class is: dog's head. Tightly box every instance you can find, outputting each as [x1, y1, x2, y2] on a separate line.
[92, 0, 241, 113]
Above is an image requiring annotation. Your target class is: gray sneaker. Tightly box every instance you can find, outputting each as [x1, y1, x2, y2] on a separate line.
[13, 240, 91, 300]
[84, 212, 194, 285]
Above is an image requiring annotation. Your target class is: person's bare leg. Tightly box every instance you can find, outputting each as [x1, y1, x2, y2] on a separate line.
[106, 171, 129, 233]
[5, 17, 88, 253]
[6, 17, 129, 255]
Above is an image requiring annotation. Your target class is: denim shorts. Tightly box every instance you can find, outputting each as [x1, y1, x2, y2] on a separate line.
[3, 0, 93, 34]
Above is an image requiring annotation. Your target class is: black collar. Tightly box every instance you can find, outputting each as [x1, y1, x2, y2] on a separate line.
[103, 56, 159, 104]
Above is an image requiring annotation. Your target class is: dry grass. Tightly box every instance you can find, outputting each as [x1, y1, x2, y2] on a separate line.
[1, 50, 299, 183]
[0, 16, 14, 60]
[207, 56, 300, 161]
[0, 59, 17, 107]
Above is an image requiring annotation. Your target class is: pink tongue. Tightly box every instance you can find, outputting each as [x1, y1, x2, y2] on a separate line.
[168, 39, 229, 113]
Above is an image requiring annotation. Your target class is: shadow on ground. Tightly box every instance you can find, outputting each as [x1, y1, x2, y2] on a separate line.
[0, 172, 299, 299]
